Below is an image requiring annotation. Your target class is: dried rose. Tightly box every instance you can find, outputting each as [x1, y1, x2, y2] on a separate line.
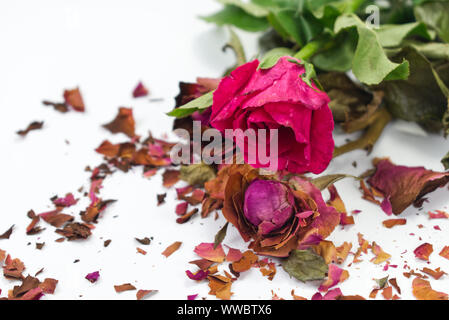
[209, 57, 334, 174]
[243, 180, 295, 235]
[367, 158, 449, 215]
[222, 165, 340, 257]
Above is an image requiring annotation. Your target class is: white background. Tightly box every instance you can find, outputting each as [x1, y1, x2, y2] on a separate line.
[1, 0, 449, 300]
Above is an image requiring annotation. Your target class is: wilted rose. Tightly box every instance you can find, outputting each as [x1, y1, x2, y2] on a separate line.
[221, 165, 340, 257]
[210, 57, 334, 174]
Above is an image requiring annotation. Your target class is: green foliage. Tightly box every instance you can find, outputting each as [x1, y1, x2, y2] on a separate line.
[167, 91, 214, 118]
[201, 5, 270, 32]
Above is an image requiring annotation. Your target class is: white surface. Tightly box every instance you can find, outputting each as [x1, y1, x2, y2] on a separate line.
[1, 0, 449, 300]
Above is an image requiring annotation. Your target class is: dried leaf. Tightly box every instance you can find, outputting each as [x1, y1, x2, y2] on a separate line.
[214, 222, 229, 249]
[282, 250, 328, 283]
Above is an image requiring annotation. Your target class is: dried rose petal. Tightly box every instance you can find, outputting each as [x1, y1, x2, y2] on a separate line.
[367, 158, 449, 215]
[132, 82, 149, 98]
[85, 271, 100, 283]
[64, 88, 85, 112]
[103, 107, 136, 138]
[413, 278, 448, 300]
[186, 270, 209, 281]
[414, 243, 433, 261]
[194, 243, 226, 263]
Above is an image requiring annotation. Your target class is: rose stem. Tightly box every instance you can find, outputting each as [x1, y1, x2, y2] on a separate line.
[333, 108, 392, 158]
[294, 39, 329, 61]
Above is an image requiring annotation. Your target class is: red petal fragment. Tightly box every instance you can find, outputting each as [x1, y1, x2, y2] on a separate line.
[312, 288, 343, 300]
[52, 193, 78, 208]
[175, 202, 188, 216]
[327, 186, 354, 226]
[194, 243, 226, 263]
[428, 210, 449, 219]
[133, 82, 149, 98]
[85, 271, 100, 283]
[414, 243, 433, 261]
[186, 270, 209, 281]
[380, 197, 393, 216]
[63, 87, 85, 112]
[226, 247, 244, 262]
[318, 264, 349, 292]
[367, 158, 449, 215]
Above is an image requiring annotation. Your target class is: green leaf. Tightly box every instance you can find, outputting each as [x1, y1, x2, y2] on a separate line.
[377, 47, 449, 132]
[259, 47, 294, 69]
[180, 163, 217, 186]
[282, 249, 328, 282]
[224, 28, 247, 66]
[201, 5, 269, 32]
[167, 91, 214, 118]
[403, 41, 449, 60]
[270, 9, 323, 46]
[214, 222, 229, 249]
[218, 0, 270, 17]
[311, 174, 358, 190]
[313, 30, 357, 72]
[441, 151, 449, 170]
[415, 1, 449, 43]
[334, 14, 410, 85]
[375, 22, 432, 47]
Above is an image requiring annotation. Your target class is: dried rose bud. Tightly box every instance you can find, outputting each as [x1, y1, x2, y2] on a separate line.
[220, 165, 340, 257]
[243, 180, 294, 235]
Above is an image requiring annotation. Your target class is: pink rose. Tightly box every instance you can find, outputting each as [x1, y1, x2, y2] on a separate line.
[209, 57, 334, 174]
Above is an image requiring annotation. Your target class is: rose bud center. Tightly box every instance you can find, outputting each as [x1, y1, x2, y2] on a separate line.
[243, 180, 295, 234]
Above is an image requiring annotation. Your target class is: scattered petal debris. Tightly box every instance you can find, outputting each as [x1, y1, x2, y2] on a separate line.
[366, 158, 449, 215]
[0, 225, 14, 240]
[382, 218, 407, 228]
[439, 246, 449, 260]
[63, 87, 85, 112]
[85, 271, 100, 283]
[133, 82, 149, 98]
[194, 243, 226, 263]
[162, 241, 182, 258]
[412, 278, 448, 300]
[16, 122, 44, 137]
[114, 283, 137, 293]
[136, 289, 157, 300]
[414, 243, 433, 261]
[103, 107, 136, 138]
